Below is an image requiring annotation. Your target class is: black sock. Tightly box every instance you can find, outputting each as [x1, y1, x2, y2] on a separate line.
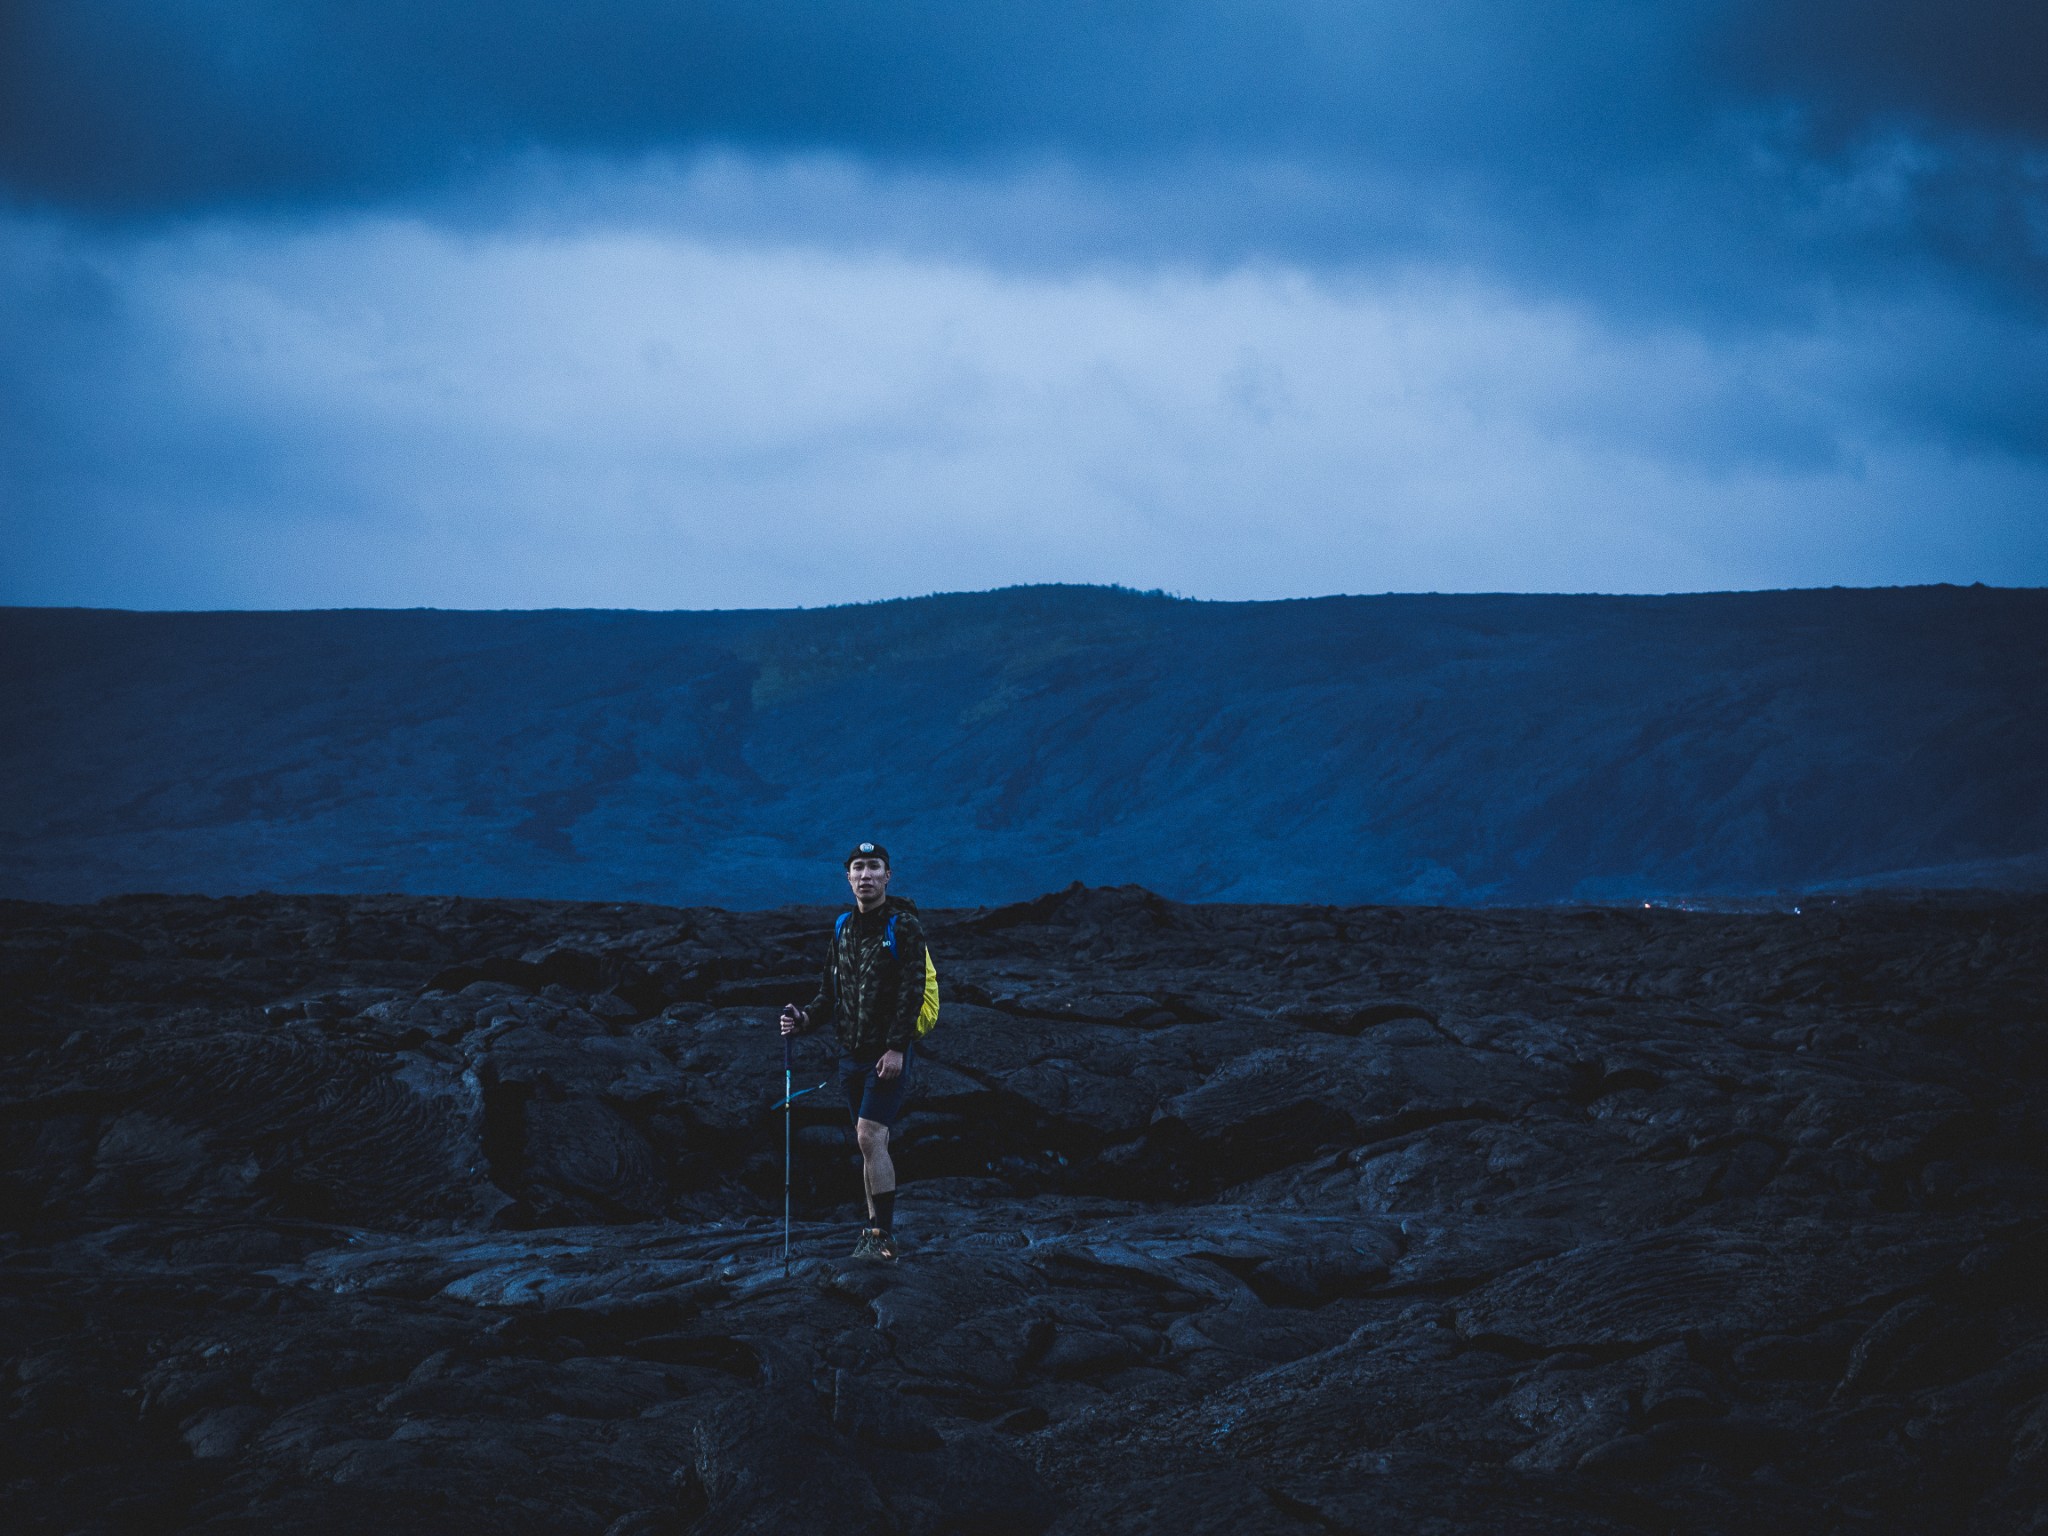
[871, 1191, 895, 1235]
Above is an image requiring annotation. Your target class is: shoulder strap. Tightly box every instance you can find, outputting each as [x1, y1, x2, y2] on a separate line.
[839, 909, 908, 958]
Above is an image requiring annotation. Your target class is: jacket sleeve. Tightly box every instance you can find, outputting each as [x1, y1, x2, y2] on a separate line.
[804, 927, 838, 1032]
[884, 916, 926, 1053]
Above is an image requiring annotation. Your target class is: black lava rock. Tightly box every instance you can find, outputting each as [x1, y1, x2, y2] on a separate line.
[1, 887, 2045, 1533]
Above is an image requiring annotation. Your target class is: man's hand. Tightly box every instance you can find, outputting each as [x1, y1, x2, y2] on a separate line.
[779, 1005, 806, 1037]
[875, 1048, 904, 1080]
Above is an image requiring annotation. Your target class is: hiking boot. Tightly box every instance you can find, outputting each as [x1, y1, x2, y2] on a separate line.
[849, 1228, 879, 1260]
[869, 1230, 898, 1263]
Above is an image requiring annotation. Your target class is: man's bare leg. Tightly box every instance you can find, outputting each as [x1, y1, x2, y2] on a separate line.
[855, 1118, 894, 1220]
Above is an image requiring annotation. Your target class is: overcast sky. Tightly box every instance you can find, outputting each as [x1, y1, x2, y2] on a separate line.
[3, 1, 2044, 608]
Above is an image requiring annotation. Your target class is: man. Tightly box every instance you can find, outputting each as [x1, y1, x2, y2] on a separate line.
[781, 841, 929, 1261]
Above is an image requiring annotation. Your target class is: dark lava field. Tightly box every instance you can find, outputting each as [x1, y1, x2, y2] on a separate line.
[4, 884, 2046, 1535]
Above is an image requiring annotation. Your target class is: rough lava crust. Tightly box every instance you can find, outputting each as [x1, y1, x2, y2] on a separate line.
[3, 884, 2046, 1534]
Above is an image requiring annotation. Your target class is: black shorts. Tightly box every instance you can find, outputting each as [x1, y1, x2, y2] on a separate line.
[840, 1043, 916, 1128]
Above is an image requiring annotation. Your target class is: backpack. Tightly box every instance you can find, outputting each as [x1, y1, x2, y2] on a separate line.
[834, 909, 942, 1037]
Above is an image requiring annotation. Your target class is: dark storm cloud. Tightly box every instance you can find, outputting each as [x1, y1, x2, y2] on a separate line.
[1, 2, 1702, 205]
[1724, 0, 2048, 142]
[1, 4, 2038, 217]
[5, 3, 2043, 345]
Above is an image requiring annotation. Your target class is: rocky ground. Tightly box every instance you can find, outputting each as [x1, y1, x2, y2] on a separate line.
[2, 885, 2045, 1535]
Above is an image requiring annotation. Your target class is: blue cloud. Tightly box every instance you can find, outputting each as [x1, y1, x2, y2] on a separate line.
[1, 4, 2041, 607]
[1723, 0, 2048, 142]
[1, 5, 2036, 215]
[6, 3, 1708, 202]
[4, 3, 2041, 343]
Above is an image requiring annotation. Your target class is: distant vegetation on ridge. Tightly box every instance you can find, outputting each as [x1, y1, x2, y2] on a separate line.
[2, 585, 2043, 907]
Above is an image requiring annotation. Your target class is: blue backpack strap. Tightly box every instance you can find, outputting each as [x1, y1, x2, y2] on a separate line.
[840, 910, 904, 959]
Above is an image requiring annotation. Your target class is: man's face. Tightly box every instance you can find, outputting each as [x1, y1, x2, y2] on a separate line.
[846, 857, 891, 907]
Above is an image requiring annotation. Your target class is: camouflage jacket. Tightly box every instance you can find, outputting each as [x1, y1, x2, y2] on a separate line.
[802, 896, 928, 1058]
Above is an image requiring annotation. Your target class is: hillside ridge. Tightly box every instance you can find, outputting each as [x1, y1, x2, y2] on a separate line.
[4, 584, 2044, 905]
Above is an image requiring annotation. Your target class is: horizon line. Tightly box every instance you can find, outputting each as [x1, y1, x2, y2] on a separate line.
[1, 579, 2034, 618]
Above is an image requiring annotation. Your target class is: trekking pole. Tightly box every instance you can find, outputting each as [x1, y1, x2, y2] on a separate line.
[782, 1029, 794, 1275]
